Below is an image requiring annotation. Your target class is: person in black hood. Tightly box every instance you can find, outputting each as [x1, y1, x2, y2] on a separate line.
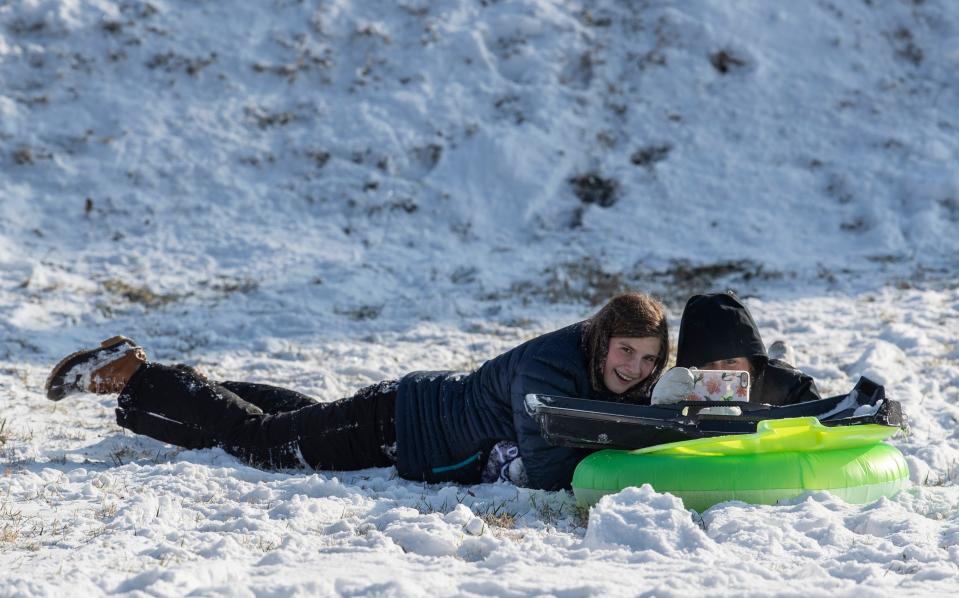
[653, 292, 820, 406]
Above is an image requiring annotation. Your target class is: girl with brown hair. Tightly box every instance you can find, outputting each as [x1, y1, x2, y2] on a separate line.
[45, 292, 669, 490]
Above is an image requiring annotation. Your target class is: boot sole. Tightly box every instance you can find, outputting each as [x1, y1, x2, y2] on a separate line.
[45, 336, 137, 401]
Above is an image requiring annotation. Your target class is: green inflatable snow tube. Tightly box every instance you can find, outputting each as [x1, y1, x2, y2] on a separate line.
[572, 417, 910, 512]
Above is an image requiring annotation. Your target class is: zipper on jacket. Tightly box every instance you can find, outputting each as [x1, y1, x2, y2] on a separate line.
[430, 451, 482, 474]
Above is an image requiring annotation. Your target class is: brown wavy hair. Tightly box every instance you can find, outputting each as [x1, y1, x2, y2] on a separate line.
[581, 292, 669, 402]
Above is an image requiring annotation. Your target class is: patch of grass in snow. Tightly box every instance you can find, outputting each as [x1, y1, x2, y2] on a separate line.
[657, 259, 783, 301]
[0, 501, 24, 545]
[0, 420, 34, 471]
[102, 279, 182, 309]
[569, 172, 619, 209]
[506, 256, 630, 307]
[245, 105, 298, 129]
[571, 503, 591, 530]
[146, 51, 217, 76]
[100, 275, 256, 311]
[335, 304, 383, 321]
[10, 145, 53, 165]
[5, 18, 46, 36]
[630, 143, 672, 169]
[481, 511, 516, 529]
[47, 426, 88, 441]
[241, 534, 280, 553]
[251, 37, 333, 84]
[0, 498, 53, 552]
[478, 500, 518, 529]
[529, 494, 568, 527]
[108, 444, 178, 467]
[503, 257, 782, 308]
[95, 501, 119, 521]
[206, 277, 259, 295]
[709, 49, 750, 74]
[887, 27, 924, 66]
[921, 465, 958, 487]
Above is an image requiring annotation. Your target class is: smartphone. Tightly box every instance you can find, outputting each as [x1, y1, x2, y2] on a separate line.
[690, 369, 751, 402]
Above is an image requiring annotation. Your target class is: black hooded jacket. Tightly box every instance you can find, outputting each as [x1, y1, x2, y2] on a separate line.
[675, 292, 820, 406]
[394, 322, 615, 490]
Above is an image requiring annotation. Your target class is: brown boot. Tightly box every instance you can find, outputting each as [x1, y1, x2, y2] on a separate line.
[45, 336, 147, 401]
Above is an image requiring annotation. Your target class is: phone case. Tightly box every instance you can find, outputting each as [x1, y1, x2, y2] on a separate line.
[690, 370, 751, 402]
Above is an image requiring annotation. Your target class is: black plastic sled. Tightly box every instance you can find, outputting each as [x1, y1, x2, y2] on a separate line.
[524, 377, 905, 451]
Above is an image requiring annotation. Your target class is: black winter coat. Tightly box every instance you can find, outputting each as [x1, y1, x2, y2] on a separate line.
[393, 322, 616, 490]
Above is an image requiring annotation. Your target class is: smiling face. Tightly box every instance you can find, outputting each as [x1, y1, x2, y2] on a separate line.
[602, 336, 662, 395]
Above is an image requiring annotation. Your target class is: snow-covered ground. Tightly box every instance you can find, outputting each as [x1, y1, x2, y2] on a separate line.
[1, 0, 958, 595]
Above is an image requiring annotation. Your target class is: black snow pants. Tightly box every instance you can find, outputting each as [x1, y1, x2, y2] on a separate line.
[114, 363, 397, 471]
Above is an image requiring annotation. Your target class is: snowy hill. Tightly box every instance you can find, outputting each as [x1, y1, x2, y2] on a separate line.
[1, 0, 958, 595]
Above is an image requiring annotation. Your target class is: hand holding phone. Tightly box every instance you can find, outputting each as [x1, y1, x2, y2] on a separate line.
[690, 369, 751, 402]
[651, 367, 696, 405]
[651, 368, 752, 406]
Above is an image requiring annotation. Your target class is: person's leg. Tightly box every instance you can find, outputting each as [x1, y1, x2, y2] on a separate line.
[286, 379, 398, 470]
[116, 364, 398, 471]
[213, 379, 398, 471]
[115, 363, 303, 467]
[218, 380, 319, 413]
